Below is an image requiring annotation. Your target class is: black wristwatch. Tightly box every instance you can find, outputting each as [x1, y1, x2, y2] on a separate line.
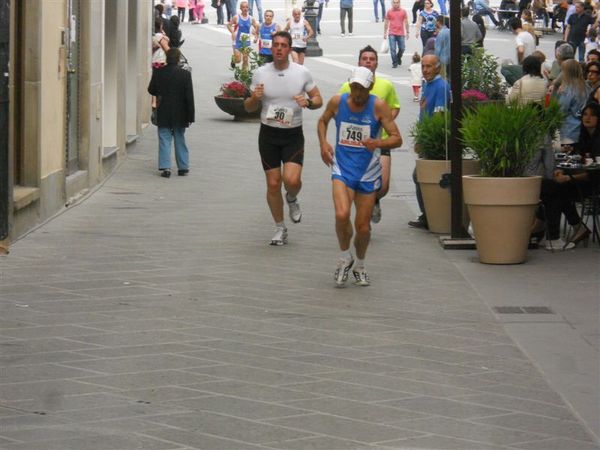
[306, 98, 313, 109]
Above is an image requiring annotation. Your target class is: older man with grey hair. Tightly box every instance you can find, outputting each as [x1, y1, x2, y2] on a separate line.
[547, 42, 575, 92]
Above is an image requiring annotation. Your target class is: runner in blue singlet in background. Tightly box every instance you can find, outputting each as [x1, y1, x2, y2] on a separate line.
[257, 10, 280, 63]
[227, 0, 259, 69]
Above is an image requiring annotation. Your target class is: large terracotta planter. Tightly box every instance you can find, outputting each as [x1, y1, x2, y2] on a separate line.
[214, 96, 261, 120]
[463, 175, 541, 264]
[416, 159, 480, 234]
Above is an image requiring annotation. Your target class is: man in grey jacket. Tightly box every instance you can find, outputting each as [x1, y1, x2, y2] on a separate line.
[460, 8, 482, 54]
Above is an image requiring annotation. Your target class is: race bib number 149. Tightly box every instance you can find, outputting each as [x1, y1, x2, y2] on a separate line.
[339, 122, 371, 148]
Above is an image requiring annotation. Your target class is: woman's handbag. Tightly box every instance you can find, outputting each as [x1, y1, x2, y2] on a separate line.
[179, 53, 192, 73]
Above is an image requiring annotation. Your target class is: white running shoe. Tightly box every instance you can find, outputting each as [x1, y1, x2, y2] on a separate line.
[371, 202, 381, 224]
[544, 238, 575, 251]
[340, 32, 346, 37]
[286, 194, 302, 223]
[270, 227, 288, 246]
[334, 257, 354, 287]
[353, 267, 370, 286]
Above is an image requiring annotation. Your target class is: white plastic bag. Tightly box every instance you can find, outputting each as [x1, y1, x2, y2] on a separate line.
[379, 39, 389, 54]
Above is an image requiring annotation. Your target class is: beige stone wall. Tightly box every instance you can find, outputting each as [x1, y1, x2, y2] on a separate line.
[39, 0, 67, 178]
[10, 0, 153, 240]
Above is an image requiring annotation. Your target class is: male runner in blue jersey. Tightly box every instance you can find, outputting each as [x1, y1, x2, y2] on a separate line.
[318, 67, 402, 287]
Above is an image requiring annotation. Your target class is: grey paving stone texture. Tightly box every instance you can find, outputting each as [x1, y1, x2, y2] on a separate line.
[1, 10, 599, 450]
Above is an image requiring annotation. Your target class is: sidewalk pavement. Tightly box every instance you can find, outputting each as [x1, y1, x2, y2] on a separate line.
[0, 6, 599, 449]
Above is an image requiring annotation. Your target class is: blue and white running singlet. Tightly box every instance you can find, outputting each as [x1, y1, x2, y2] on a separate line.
[236, 15, 252, 49]
[332, 93, 382, 193]
[259, 23, 277, 56]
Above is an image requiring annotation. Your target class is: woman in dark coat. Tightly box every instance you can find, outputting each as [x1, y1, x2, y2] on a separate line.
[148, 48, 195, 178]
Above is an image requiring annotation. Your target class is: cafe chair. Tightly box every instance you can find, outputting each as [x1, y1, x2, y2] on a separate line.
[579, 195, 600, 243]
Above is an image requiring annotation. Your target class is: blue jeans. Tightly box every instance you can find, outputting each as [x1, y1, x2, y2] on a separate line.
[248, 0, 263, 23]
[216, 3, 224, 24]
[570, 41, 585, 62]
[317, 2, 324, 32]
[158, 127, 189, 171]
[225, 0, 236, 21]
[474, 5, 499, 25]
[437, 0, 447, 15]
[388, 35, 406, 66]
[373, 0, 385, 21]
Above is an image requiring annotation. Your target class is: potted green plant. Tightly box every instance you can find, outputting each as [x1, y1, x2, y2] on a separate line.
[461, 46, 507, 101]
[214, 39, 263, 120]
[461, 100, 563, 264]
[410, 112, 479, 234]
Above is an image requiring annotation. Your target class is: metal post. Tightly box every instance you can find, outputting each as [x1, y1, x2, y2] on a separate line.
[449, 0, 468, 239]
[440, 0, 475, 249]
[302, 0, 322, 57]
[0, 0, 10, 253]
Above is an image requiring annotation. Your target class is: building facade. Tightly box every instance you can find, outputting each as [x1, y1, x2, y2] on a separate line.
[2, 0, 152, 248]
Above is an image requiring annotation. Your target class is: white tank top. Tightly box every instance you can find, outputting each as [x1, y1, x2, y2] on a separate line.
[289, 18, 306, 49]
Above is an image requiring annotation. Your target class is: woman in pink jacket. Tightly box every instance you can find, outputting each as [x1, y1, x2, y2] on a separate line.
[191, 0, 205, 23]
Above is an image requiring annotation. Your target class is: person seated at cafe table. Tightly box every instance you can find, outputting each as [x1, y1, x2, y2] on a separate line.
[534, 101, 599, 250]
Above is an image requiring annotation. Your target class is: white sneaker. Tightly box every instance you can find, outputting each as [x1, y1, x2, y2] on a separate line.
[286, 193, 302, 223]
[353, 267, 370, 286]
[371, 202, 381, 224]
[544, 238, 575, 251]
[340, 32, 346, 37]
[334, 257, 354, 287]
[349, 32, 353, 36]
[270, 227, 288, 246]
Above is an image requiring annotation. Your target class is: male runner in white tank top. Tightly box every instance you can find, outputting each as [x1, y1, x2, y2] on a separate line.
[244, 31, 323, 245]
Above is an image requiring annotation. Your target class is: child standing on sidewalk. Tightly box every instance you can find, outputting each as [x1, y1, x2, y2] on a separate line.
[408, 52, 422, 101]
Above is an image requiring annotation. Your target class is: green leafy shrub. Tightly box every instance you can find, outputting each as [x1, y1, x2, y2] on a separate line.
[461, 100, 563, 177]
[462, 46, 507, 100]
[410, 112, 451, 160]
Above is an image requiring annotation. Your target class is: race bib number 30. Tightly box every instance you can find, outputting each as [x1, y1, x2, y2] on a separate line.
[261, 39, 272, 48]
[339, 122, 371, 148]
[266, 105, 294, 126]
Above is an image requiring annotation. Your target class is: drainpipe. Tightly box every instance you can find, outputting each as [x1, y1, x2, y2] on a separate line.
[0, 0, 10, 254]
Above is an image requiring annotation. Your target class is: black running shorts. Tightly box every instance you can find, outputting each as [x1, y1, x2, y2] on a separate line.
[258, 124, 304, 170]
[292, 47, 307, 54]
[380, 148, 391, 157]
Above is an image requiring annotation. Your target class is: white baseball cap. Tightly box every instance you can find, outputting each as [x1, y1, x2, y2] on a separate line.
[348, 66, 374, 88]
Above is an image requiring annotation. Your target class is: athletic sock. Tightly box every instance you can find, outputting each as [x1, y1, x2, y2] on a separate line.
[355, 258, 365, 269]
[276, 221, 286, 230]
[340, 249, 352, 262]
[286, 192, 297, 203]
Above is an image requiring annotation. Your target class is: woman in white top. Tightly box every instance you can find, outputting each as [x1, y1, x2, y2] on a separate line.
[285, 8, 313, 65]
[152, 17, 170, 69]
[507, 55, 547, 105]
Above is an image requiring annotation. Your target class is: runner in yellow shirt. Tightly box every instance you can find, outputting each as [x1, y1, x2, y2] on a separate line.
[339, 45, 400, 224]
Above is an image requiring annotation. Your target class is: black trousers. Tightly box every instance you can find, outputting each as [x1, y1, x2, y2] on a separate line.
[539, 178, 592, 239]
[412, 0, 424, 23]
